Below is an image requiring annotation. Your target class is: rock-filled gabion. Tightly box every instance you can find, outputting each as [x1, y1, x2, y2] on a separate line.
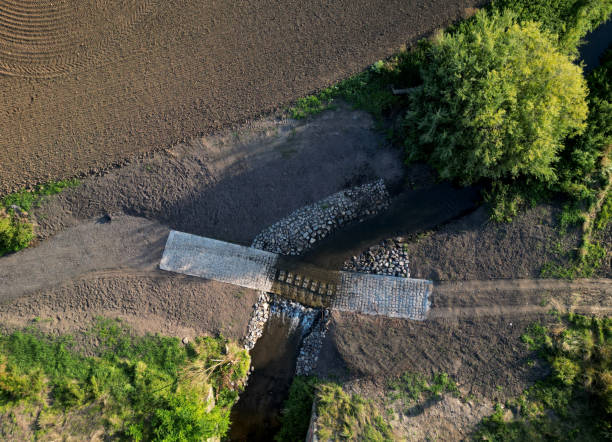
[295, 309, 330, 375]
[251, 180, 389, 255]
[244, 180, 394, 374]
[343, 238, 410, 278]
[242, 292, 270, 350]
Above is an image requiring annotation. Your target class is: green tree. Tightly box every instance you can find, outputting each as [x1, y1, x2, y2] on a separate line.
[404, 10, 588, 186]
[492, 0, 612, 54]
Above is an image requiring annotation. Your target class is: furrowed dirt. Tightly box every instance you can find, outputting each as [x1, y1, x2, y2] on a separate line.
[0, 0, 483, 194]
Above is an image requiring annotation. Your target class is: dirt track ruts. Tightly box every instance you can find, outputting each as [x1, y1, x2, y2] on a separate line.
[0, 0, 483, 194]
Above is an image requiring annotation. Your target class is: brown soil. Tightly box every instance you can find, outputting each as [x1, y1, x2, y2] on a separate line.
[314, 203, 611, 438]
[0, 104, 403, 339]
[316, 279, 611, 398]
[32, 102, 402, 244]
[0, 0, 484, 195]
[320, 276, 610, 440]
[404, 204, 584, 281]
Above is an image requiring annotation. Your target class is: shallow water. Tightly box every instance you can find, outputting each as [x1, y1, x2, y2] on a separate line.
[229, 310, 318, 441]
[299, 182, 480, 270]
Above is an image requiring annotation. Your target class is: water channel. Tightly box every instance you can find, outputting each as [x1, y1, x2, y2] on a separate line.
[228, 20, 612, 440]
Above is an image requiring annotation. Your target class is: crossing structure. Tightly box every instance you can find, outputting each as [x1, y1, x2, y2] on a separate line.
[160, 230, 431, 320]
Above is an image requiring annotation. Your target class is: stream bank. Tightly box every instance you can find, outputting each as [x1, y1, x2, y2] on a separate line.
[229, 177, 480, 440]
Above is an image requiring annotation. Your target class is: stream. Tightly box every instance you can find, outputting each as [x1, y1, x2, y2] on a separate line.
[229, 306, 318, 440]
[227, 18, 612, 440]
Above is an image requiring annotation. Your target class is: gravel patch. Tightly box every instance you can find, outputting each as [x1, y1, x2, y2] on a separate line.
[344, 238, 410, 278]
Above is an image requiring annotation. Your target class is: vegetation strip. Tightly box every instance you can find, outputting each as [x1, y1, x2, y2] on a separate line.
[0, 318, 249, 441]
[0, 178, 79, 256]
[475, 313, 611, 441]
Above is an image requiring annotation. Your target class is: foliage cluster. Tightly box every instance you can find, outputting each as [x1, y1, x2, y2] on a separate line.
[274, 376, 319, 442]
[0, 319, 249, 441]
[0, 178, 79, 257]
[288, 43, 427, 124]
[387, 371, 460, 407]
[0, 209, 33, 256]
[475, 313, 612, 441]
[491, 0, 612, 53]
[404, 9, 588, 187]
[316, 383, 394, 442]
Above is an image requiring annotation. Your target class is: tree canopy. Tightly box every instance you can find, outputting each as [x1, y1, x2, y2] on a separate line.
[404, 10, 589, 186]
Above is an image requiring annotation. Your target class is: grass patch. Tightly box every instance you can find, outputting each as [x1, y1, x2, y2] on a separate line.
[316, 383, 394, 441]
[387, 371, 460, 409]
[288, 43, 426, 125]
[1, 178, 80, 212]
[0, 318, 249, 440]
[474, 313, 612, 441]
[275, 376, 319, 442]
[275, 377, 396, 441]
[0, 178, 79, 256]
[277, 372, 461, 440]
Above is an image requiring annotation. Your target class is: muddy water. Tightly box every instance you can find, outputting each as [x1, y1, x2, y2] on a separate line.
[228, 182, 479, 438]
[299, 182, 480, 270]
[229, 310, 316, 441]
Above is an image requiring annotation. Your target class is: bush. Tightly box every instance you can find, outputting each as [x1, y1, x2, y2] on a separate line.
[0, 212, 33, 256]
[404, 10, 588, 187]
[275, 376, 319, 442]
[492, 0, 612, 53]
[557, 46, 612, 200]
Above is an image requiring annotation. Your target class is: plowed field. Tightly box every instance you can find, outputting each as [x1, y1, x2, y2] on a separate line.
[0, 0, 482, 194]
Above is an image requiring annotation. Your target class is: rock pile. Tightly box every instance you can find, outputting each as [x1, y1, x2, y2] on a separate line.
[242, 292, 270, 350]
[344, 238, 410, 278]
[295, 309, 330, 375]
[244, 180, 395, 373]
[252, 180, 389, 255]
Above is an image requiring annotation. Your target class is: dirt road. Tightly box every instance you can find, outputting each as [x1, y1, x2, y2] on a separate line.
[0, 0, 482, 194]
[0, 104, 403, 340]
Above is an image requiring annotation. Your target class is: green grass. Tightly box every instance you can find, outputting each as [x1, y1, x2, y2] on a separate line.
[0, 178, 79, 257]
[316, 383, 394, 442]
[1, 178, 80, 212]
[541, 240, 607, 279]
[276, 371, 461, 441]
[0, 318, 250, 441]
[387, 371, 460, 407]
[474, 313, 612, 441]
[275, 376, 319, 442]
[595, 190, 612, 231]
[275, 377, 395, 441]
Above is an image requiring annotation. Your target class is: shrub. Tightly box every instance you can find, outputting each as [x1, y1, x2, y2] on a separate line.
[275, 376, 319, 442]
[404, 10, 588, 187]
[0, 212, 33, 256]
[475, 314, 612, 440]
[0, 320, 250, 440]
[492, 0, 612, 53]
